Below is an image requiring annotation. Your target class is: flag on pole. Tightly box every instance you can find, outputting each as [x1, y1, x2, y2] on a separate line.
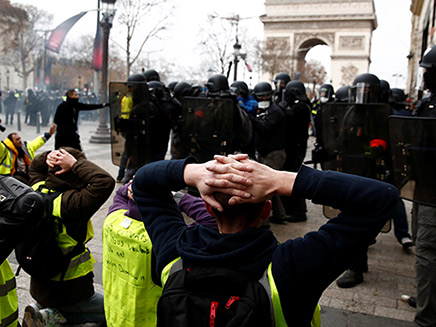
[46, 12, 87, 53]
[92, 24, 103, 71]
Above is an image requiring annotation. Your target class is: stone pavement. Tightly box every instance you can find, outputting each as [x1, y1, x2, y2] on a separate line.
[3, 116, 417, 326]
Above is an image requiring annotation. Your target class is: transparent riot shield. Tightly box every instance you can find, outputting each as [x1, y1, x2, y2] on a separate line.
[109, 81, 151, 168]
[320, 103, 393, 231]
[179, 97, 234, 163]
[389, 116, 436, 207]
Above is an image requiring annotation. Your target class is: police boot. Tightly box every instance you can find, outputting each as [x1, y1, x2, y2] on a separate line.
[336, 269, 363, 288]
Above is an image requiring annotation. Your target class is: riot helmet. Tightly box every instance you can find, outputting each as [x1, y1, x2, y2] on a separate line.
[379, 80, 391, 103]
[319, 84, 335, 103]
[420, 46, 436, 91]
[335, 86, 351, 103]
[173, 82, 193, 101]
[230, 81, 249, 98]
[254, 82, 272, 109]
[285, 80, 306, 96]
[148, 81, 166, 101]
[273, 72, 291, 90]
[168, 81, 178, 92]
[127, 73, 148, 103]
[206, 74, 229, 94]
[351, 73, 380, 104]
[143, 69, 160, 82]
[391, 88, 406, 103]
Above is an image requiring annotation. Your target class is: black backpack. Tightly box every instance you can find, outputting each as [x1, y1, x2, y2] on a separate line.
[0, 176, 45, 264]
[14, 184, 85, 280]
[157, 259, 273, 327]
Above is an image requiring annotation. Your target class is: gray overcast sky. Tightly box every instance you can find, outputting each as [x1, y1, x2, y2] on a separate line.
[12, 0, 412, 88]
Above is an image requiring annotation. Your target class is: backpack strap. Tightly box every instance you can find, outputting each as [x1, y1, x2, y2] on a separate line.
[161, 257, 182, 287]
[259, 264, 276, 327]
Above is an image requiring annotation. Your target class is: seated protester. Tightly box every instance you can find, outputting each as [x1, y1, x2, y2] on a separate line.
[23, 148, 115, 327]
[0, 124, 56, 185]
[103, 183, 215, 327]
[132, 154, 398, 326]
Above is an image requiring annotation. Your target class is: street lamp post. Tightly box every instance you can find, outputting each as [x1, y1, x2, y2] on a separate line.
[78, 75, 82, 91]
[90, 0, 116, 144]
[233, 42, 241, 81]
[6, 69, 10, 90]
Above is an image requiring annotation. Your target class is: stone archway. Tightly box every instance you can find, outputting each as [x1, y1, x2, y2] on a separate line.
[260, 0, 377, 89]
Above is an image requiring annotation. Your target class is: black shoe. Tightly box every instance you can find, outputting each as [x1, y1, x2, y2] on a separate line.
[407, 296, 417, 308]
[269, 216, 287, 224]
[336, 269, 364, 288]
[400, 237, 414, 250]
[286, 214, 307, 223]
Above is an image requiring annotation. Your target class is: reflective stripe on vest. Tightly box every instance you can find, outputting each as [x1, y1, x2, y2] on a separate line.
[103, 209, 162, 327]
[0, 146, 13, 174]
[0, 260, 18, 327]
[162, 260, 321, 327]
[31, 182, 95, 282]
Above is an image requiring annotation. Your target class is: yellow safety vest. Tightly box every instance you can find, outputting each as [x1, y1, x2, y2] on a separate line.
[161, 260, 321, 327]
[31, 182, 95, 281]
[0, 260, 18, 327]
[121, 96, 133, 119]
[0, 136, 47, 176]
[102, 209, 162, 327]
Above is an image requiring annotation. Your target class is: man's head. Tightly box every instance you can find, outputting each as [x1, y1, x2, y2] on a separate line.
[66, 89, 79, 99]
[204, 193, 271, 233]
[8, 133, 22, 148]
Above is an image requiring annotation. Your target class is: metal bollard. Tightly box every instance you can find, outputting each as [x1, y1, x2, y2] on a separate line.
[17, 112, 21, 132]
[36, 112, 41, 134]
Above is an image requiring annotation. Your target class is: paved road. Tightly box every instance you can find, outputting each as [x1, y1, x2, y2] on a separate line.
[4, 116, 416, 326]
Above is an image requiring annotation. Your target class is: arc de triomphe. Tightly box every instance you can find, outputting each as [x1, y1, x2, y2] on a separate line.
[260, 0, 377, 89]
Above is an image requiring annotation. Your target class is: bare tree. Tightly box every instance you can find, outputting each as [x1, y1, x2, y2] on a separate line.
[116, 0, 173, 76]
[0, 2, 52, 90]
[261, 37, 292, 81]
[197, 14, 236, 76]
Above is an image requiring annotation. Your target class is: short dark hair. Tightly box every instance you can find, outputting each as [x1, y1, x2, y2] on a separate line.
[7, 133, 17, 142]
[212, 192, 265, 223]
[66, 89, 77, 98]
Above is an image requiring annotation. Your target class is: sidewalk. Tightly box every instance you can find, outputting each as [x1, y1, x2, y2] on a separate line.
[5, 117, 416, 326]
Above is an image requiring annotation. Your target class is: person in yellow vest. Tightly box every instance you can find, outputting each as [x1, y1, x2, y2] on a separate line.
[0, 124, 56, 185]
[103, 179, 216, 327]
[0, 260, 18, 327]
[132, 154, 398, 326]
[21, 147, 115, 327]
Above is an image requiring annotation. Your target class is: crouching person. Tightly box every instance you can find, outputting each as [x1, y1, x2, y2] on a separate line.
[22, 148, 115, 327]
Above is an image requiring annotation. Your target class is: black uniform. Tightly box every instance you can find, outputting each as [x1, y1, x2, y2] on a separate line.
[54, 98, 105, 151]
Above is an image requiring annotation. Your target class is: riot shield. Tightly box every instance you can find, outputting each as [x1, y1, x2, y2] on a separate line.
[109, 81, 151, 168]
[321, 103, 392, 180]
[320, 103, 392, 230]
[179, 97, 234, 163]
[389, 116, 436, 207]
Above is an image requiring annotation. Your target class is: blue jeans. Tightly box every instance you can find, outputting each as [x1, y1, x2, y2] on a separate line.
[58, 291, 105, 325]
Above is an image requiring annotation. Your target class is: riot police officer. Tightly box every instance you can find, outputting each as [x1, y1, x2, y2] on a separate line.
[148, 81, 173, 160]
[250, 82, 287, 224]
[230, 81, 257, 114]
[205, 74, 252, 154]
[410, 44, 436, 327]
[273, 72, 291, 105]
[279, 80, 311, 222]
